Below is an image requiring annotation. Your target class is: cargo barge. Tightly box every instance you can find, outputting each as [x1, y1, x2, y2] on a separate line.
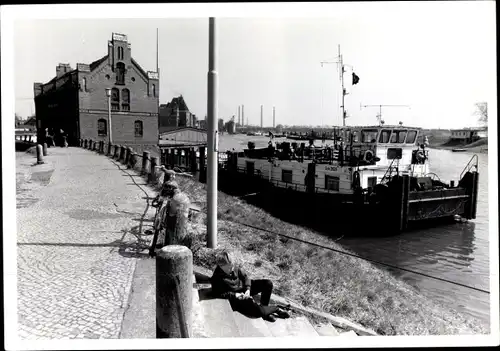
[219, 126, 479, 234]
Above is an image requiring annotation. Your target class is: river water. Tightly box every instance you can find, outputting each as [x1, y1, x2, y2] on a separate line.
[218, 134, 491, 328]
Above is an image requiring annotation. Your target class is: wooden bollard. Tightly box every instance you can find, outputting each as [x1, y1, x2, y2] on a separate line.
[164, 190, 191, 246]
[42, 143, 48, 156]
[36, 144, 44, 164]
[190, 148, 197, 173]
[107, 142, 112, 156]
[199, 146, 206, 183]
[142, 151, 151, 175]
[84, 139, 87, 148]
[149, 156, 158, 184]
[120, 146, 125, 161]
[156, 245, 193, 338]
[114, 145, 120, 159]
[124, 147, 131, 165]
[128, 152, 137, 169]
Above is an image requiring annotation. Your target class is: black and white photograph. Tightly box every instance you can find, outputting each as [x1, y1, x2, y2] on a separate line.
[2, 2, 498, 349]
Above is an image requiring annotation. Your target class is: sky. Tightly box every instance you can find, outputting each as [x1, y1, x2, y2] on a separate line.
[9, 2, 497, 129]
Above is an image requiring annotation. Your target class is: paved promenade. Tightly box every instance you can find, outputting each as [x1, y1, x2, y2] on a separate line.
[16, 147, 157, 339]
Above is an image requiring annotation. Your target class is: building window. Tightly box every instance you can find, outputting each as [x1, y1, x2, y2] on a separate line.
[282, 169, 293, 183]
[325, 175, 339, 191]
[152, 84, 156, 97]
[122, 88, 130, 111]
[117, 46, 124, 60]
[116, 62, 126, 85]
[111, 88, 120, 111]
[98, 119, 107, 136]
[134, 120, 143, 137]
[82, 77, 87, 91]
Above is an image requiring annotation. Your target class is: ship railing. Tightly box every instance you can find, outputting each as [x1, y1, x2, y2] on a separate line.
[381, 158, 398, 183]
[459, 154, 479, 180]
[233, 165, 354, 196]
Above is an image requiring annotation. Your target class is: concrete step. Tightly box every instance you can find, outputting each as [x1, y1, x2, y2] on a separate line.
[265, 316, 319, 337]
[232, 311, 273, 338]
[191, 287, 209, 338]
[199, 297, 241, 338]
[314, 322, 340, 336]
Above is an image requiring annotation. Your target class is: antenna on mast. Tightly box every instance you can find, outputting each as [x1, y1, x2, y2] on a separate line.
[320, 45, 358, 127]
[360, 104, 411, 126]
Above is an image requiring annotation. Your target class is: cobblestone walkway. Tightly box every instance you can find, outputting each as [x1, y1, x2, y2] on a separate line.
[16, 147, 157, 339]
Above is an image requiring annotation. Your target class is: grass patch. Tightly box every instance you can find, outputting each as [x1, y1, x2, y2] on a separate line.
[176, 176, 487, 336]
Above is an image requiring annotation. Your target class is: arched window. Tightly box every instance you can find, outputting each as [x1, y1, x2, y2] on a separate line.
[98, 118, 107, 136]
[111, 88, 120, 111]
[152, 84, 156, 97]
[134, 120, 143, 137]
[121, 88, 130, 111]
[116, 62, 126, 85]
[118, 46, 124, 60]
[82, 77, 87, 91]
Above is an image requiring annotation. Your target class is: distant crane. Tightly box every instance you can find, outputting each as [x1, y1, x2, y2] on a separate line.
[360, 104, 411, 126]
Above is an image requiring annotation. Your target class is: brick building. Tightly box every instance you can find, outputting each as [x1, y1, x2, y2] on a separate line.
[34, 33, 159, 147]
[158, 95, 197, 133]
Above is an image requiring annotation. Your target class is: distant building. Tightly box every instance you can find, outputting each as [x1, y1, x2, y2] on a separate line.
[16, 116, 37, 131]
[199, 120, 207, 130]
[218, 118, 224, 132]
[450, 128, 484, 143]
[34, 32, 159, 147]
[159, 95, 197, 133]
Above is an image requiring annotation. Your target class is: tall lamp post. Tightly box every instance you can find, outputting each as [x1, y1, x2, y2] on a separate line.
[207, 17, 218, 248]
[105, 88, 113, 144]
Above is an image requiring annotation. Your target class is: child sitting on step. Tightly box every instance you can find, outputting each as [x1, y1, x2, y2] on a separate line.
[210, 250, 290, 322]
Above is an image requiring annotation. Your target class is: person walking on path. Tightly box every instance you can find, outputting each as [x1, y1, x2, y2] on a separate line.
[210, 250, 290, 322]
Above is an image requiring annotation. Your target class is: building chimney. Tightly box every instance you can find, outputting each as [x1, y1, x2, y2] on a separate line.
[238, 105, 241, 125]
[260, 105, 263, 129]
[242, 105, 245, 126]
[273, 106, 276, 128]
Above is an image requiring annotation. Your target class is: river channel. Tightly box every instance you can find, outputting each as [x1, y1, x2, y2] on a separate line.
[218, 134, 491, 329]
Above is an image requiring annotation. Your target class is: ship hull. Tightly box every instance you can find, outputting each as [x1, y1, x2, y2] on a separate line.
[217, 168, 478, 236]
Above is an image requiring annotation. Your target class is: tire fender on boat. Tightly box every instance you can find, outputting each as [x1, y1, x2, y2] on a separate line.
[363, 150, 374, 162]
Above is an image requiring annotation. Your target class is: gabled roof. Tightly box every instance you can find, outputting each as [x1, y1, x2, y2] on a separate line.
[90, 55, 108, 71]
[131, 58, 148, 79]
[167, 95, 190, 112]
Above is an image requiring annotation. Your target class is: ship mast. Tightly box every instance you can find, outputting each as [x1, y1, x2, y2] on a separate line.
[321, 45, 352, 127]
[339, 45, 346, 127]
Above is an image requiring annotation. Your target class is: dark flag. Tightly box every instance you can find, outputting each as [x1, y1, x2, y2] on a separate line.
[352, 72, 360, 85]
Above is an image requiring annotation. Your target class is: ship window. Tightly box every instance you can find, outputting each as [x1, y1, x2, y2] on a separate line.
[379, 129, 391, 143]
[246, 161, 254, 175]
[387, 148, 403, 159]
[351, 131, 359, 143]
[390, 130, 407, 143]
[406, 130, 417, 144]
[282, 169, 293, 183]
[325, 175, 340, 191]
[362, 129, 378, 143]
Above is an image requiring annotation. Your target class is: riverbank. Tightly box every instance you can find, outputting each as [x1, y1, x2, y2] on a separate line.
[429, 138, 488, 153]
[177, 176, 487, 335]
